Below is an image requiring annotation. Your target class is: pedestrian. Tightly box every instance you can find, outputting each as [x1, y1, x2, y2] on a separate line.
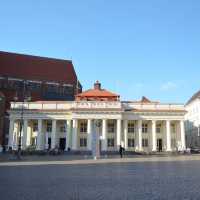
[119, 145, 124, 158]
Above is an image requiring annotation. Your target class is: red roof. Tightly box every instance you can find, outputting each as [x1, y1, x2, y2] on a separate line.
[76, 81, 119, 101]
[77, 88, 119, 97]
[0, 51, 78, 84]
[131, 96, 159, 104]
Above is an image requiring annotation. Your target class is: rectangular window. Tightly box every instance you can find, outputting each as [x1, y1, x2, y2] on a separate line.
[128, 122, 135, 133]
[46, 122, 52, 132]
[107, 138, 114, 147]
[80, 121, 87, 133]
[156, 124, 161, 133]
[108, 122, 115, 133]
[31, 137, 36, 146]
[33, 122, 38, 132]
[171, 138, 176, 147]
[171, 124, 176, 133]
[80, 138, 87, 147]
[60, 125, 66, 132]
[142, 139, 148, 147]
[128, 139, 135, 147]
[142, 123, 148, 133]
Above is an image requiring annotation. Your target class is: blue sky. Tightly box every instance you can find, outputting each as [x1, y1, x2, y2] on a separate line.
[0, 0, 200, 103]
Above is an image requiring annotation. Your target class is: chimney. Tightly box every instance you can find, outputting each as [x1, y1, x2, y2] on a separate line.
[94, 80, 101, 90]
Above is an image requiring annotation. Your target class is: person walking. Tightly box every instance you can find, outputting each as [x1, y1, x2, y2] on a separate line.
[119, 145, 124, 158]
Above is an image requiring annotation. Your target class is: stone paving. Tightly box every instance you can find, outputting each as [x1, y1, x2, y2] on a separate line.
[0, 154, 200, 166]
[1, 155, 200, 199]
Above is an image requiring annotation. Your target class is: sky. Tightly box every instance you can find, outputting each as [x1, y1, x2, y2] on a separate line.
[0, 0, 200, 103]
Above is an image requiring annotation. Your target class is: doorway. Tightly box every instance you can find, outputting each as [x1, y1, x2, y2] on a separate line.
[157, 139, 162, 152]
[48, 138, 51, 150]
[59, 138, 66, 150]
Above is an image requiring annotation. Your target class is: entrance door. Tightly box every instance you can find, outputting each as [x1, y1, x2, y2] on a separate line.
[59, 138, 66, 151]
[157, 139, 162, 152]
[48, 138, 51, 149]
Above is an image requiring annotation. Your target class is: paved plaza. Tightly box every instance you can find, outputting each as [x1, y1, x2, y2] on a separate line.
[1, 155, 200, 200]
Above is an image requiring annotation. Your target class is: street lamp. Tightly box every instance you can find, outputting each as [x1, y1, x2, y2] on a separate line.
[14, 81, 31, 159]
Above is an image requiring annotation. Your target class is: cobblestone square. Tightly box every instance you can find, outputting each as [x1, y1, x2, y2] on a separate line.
[1, 158, 200, 200]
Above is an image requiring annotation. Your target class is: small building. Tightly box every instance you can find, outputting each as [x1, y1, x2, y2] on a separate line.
[8, 81, 186, 153]
[185, 90, 200, 148]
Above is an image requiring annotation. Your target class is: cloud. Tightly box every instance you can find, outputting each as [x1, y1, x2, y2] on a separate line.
[160, 81, 178, 91]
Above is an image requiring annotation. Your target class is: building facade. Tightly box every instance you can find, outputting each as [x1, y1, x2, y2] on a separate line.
[185, 90, 200, 148]
[0, 51, 82, 151]
[8, 82, 186, 153]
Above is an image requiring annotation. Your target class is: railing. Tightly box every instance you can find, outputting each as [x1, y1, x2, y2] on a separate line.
[11, 101, 74, 110]
[72, 101, 122, 109]
[10, 101, 185, 111]
[124, 102, 184, 111]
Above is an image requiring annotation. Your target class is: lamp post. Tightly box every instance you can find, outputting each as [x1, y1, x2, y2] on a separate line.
[14, 81, 31, 159]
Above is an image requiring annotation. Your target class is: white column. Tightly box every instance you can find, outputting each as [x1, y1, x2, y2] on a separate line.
[45, 131, 49, 150]
[36, 119, 43, 150]
[117, 119, 121, 147]
[8, 118, 15, 149]
[180, 120, 186, 151]
[137, 120, 142, 151]
[51, 120, 56, 149]
[87, 119, 92, 151]
[22, 119, 28, 150]
[102, 119, 107, 151]
[65, 120, 71, 151]
[152, 120, 157, 151]
[26, 124, 31, 147]
[166, 120, 172, 151]
[72, 119, 78, 150]
[124, 120, 128, 149]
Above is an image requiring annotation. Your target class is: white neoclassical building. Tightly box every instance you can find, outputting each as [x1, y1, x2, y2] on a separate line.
[185, 90, 200, 148]
[8, 82, 186, 153]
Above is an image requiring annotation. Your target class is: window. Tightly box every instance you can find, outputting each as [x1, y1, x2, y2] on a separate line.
[142, 139, 148, 147]
[80, 138, 87, 147]
[60, 125, 66, 132]
[33, 122, 38, 132]
[156, 124, 161, 133]
[80, 121, 87, 133]
[171, 138, 176, 147]
[107, 138, 114, 147]
[142, 123, 148, 133]
[128, 122, 135, 133]
[46, 122, 52, 132]
[128, 139, 134, 147]
[31, 137, 36, 146]
[108, 122, 115, 133]
[171, 124, 176, 133]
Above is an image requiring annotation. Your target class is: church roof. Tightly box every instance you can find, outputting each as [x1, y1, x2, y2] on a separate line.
[0, 51, 78, 84]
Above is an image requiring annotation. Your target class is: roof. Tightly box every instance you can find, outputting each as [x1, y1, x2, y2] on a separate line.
[186, 90, 200, 105]
[76, 88, 119, 97]
[0, 51, 78, 84]
[76, 81, 119, 99]
[131, 96, 159, 104]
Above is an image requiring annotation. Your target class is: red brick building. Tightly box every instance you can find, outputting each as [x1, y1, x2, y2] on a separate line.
[0, 51, 82, 151]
